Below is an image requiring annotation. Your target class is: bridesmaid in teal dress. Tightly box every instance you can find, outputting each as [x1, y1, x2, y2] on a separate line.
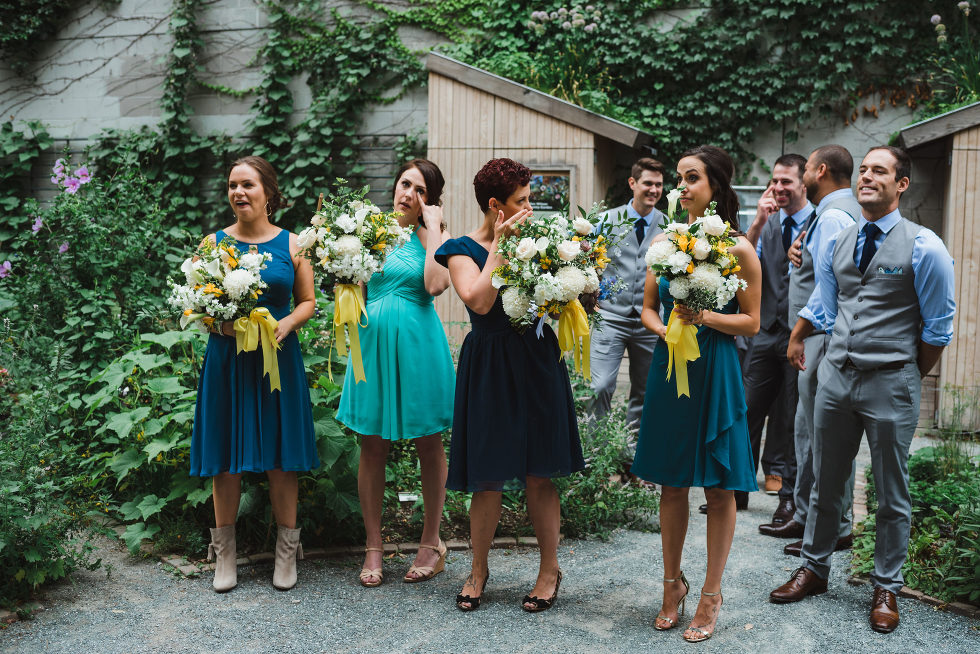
[631, 146, 761, 643]
[190, 156, 319, 593]
[336, 159, 455, 587]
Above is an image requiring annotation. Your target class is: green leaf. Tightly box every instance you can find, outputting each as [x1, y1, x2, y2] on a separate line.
[108, 449, 144, 484]
[120, 522, 160, 553]
[145, 377, 189, 394]
[103, 407, 152, 439]
[135, 494, 168, 520]
[144, 433, 179, 461]
[141, 331, 202, 349]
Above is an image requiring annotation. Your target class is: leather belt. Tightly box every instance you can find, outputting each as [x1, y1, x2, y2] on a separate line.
[843, 358, 906, 371]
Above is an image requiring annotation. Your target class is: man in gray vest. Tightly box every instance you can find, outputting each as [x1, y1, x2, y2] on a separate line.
[760, 145, 859, 558]
[741, 154, 812, 520]
[588, 157, 665, 445]
[770, 146, 955, 634]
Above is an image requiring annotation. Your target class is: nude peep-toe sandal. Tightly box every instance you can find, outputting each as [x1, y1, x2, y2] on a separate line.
[403, 540, 447, 583]
[654, 571, 690, 630]
[359, 546, 384, 588]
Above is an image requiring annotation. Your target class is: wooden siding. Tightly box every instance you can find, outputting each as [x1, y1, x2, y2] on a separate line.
[939, 127, 980, 429]
[427, 72, 600, 346]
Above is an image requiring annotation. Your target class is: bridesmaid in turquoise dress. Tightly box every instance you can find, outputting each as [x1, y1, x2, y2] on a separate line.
[190, 156, 319, 593]
[336, 159, 455, 587]
[631, 146, 761, 643]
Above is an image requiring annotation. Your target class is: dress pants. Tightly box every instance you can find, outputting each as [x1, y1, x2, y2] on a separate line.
[743, 323, 798, 498]
[792, 332, 853, 535]
[587, 312, 657, 439]
[802, 359, 920, 594]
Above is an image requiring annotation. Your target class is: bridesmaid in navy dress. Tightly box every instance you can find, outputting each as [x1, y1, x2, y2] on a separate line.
[190, 156, 319, 593]
[631, 146, 761, 642]
[435, 158, 584, 613]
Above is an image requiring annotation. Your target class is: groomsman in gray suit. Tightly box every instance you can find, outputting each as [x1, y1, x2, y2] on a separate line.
[760, 145, 859, 556]
[741, 154, 812, 518]
[770, 146, 956, 634]
[588, 158, 665, 439]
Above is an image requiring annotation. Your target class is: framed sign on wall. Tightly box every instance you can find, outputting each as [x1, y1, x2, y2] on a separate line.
[529, 169, 573, 216]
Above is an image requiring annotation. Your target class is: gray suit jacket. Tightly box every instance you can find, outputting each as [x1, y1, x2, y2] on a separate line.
[597, 204, 664, 320]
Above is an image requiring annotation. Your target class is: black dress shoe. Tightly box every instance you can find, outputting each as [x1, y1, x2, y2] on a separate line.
[783, 533, 853, 557]
[699, 493, 748, 514]
[759, 519, 804, 539]
[699, 503, 708, 514]
[770, 497, 795, 525]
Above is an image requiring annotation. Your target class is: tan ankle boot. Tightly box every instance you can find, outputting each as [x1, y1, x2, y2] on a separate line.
[272, 526, 303, 590]
[208, 525, 237, 592]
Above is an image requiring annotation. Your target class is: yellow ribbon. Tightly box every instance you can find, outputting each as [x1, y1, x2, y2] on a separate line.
[234, 307, 282, 393]
[557, 299, 591, 381]
[333, 283, 368, 384]
[664, 309, 701, 398]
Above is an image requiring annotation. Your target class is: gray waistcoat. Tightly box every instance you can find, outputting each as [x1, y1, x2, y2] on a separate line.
[759, 211, 805, 331]
[787, 193, 861, 326]
[825, 218, 922, 370]
[598, 204, 664, 319]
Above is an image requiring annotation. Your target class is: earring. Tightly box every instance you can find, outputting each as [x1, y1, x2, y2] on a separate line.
[265, 201, 271, 216]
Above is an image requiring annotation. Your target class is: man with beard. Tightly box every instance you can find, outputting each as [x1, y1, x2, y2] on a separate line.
[770, 146, 955, 634]
[760, 145, 858, 557]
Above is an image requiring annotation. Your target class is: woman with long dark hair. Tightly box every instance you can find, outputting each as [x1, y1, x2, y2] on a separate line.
[434, 158, 585, 613]
[632, 145, 761, 642]
[336, 159, 455, 587]
[190, 156, 320, 593]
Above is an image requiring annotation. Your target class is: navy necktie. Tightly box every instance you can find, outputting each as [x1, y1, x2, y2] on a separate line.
[781, 214, 794, 252]
[858, 222, 881, 273]
[635, 217, 646, 245]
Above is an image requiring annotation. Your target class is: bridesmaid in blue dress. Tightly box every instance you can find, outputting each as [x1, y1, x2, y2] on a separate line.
[336, 159, 455, 587]
[435, 158, 585, 613]
[190, 156, 319, 593]
[631, 146, 761, 642]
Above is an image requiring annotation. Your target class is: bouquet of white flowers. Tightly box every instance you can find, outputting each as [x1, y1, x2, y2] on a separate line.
[296, 181, 412, 383]
[491, 203, 627, 379]
[169, 237, 282, 391]
[644, 192, 747, 397]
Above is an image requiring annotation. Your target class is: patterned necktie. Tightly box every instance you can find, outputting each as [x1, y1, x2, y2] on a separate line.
[781, 214, 794, 252]
[858, 222, 881, 273]
[635, 217, 646, 245]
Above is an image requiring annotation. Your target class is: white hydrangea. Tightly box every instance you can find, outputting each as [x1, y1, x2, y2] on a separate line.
[335, 213, 357, 233]
[583, 266, 600, 293]
[691, 237, 712, 260]
[669, 276, 692, 299]
[554, 265, 587, 301]
[700, 212, 727, 236]
[334, 235, 363, 258]
[557, 240, 582, 262]
[572, 216, 593, 235]
[645, 240, 676, 268]
[223, 268, 258, 301]
[501, 287, 531, 320]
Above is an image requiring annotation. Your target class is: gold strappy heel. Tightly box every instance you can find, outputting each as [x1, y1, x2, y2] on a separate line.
[403, 540, 447, 583]
[683, 589, 723, 643]
[654, 571, 690, 630]
[358, 546, 384, 587]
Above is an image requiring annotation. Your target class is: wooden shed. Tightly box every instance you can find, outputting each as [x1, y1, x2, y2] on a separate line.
[899, 103, 980, 430]
[425, 52, 655, 344]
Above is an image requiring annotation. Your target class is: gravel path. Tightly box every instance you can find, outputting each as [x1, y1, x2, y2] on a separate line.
[3, 437, 978, 653]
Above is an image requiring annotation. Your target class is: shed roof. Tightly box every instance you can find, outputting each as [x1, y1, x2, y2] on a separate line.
[425, 52, 655, 151]
[898, 100, 980, 149]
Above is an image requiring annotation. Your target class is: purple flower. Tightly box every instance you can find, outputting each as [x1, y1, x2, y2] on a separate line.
[58, 242, 69, 254]
[52, 159, 65, 175]
[64, 177, 81, 194]
[76, 165, 91, 183]
[50, 175, 60, 184]
[931, 14, 942, 24]
[0, 261, 10, 278]
[31, 217, 43, 233]
[584, 22, 597, 32]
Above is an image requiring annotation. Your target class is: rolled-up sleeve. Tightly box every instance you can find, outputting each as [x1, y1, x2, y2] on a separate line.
[912, 230, 956, 346]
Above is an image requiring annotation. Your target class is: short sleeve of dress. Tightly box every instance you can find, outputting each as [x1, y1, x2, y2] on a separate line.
[434, 237, 472, 268]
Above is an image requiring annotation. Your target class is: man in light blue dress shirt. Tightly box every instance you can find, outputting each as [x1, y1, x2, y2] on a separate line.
[770, 146, 956, 635]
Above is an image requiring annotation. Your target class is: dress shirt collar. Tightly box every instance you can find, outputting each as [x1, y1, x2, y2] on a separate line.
[814, 188, 854, 215]
[627, 198, 658, 226]
[781, 201, 814, 226]
[856, 208, 901, 234]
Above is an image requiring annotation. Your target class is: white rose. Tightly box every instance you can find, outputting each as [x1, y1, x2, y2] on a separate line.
[335, 213, 357, 233]
[572, 216, 593, 235]
[557, 240, 581, 262]
[515, 237, 537, 261]
[296, 227, 318, 250]
[534, 236, 550, 256]
[311, 213, 325, 227]
[665, 221, 690, 235]
[700, 212, 727, 236]
[692, 237, 712, 260]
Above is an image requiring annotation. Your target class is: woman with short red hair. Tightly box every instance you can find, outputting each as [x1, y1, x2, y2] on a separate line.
[435, 158, 585, 613]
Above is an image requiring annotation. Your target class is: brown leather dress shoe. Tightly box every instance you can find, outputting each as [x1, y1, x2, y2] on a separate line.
[770, 498, 795, 525]
[869, 587, 899, 633]
[783, 533, 853, 557]
[769, 566, 828, 603]
[764, 474, 782, 495]
[759, 519, 804, 538]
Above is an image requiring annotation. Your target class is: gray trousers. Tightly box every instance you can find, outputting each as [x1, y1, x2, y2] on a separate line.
[802, 359, 921, 593]
[587, 312, 657, 434]
[792, 333, 854, 535]
[744, 324, 798, 498]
